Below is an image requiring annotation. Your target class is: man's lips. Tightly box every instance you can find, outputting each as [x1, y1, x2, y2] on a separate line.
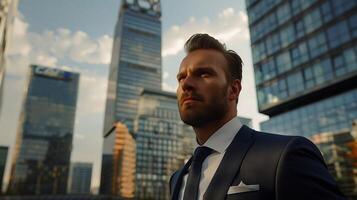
[181, 96, 202, 104]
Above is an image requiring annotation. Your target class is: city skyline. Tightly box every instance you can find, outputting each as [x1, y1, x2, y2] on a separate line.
[0, 0, 266, 192]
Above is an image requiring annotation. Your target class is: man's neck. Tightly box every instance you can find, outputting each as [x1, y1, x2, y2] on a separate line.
[193, 113, 236, 145]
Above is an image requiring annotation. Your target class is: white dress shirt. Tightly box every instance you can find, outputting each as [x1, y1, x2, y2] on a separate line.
[178, 116, 243, 200]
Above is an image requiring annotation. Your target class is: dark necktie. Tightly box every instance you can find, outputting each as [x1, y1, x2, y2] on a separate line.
[183, 146, 213, 200]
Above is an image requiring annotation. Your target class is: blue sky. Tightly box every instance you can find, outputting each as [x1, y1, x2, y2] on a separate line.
[0, 0, 267, 192]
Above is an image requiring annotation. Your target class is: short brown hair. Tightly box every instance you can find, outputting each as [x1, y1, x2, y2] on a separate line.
[184, 33, 243, 81]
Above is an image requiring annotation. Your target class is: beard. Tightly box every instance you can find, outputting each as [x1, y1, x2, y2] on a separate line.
[178, 88, 229, 128]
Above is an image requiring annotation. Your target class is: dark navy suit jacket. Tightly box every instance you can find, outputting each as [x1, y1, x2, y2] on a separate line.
[169, 125, 346, 200]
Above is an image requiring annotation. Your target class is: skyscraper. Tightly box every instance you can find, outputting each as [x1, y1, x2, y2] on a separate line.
[247, 1, 357, 198]
[134, 89, 195, 200]
[102, 0, 162, 134]
[311, 121, 357, 198]
[246, 0, 357, 137]
[101, 0, 162, 197]
[100, 122, 136, 198]
[0, 146, 8, 194]
[7, 65, 79, 195]
[68, 162, 93, 194]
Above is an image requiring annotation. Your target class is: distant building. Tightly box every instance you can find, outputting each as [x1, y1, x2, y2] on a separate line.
[102, 0, 162, 134]
[68, 162, 92, 194]
[0, 194, 122, 200]
[246, 0, 357, 137]
[100, 89, 195, 200]
[0, 146, 8, 193]
[134, 89, 195, 200]
[100, 122, 136, 198]
[7, 65, 79, 195]
[311, 121, 357, 198]
[101, 0, 162, 198]
[0, 0, 19, 113]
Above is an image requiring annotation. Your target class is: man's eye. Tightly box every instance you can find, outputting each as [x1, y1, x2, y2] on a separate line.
[177, 76, 184, 81]
[200, 72, 210, 77]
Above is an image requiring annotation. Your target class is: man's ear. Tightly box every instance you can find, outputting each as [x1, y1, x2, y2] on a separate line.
[229, 79, 241, 101]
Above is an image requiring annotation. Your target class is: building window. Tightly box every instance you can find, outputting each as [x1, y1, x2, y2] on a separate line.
[303, 8, 322, 33]
[276, 51, 292, 74]
[261, 58, 276, 81]
[348, 14, 357, 38]
[295, 20, 305, 39]
[307, 32, 328, 58]
[287, 71, 304, 96]
[327, 20, 350, 49]
[331, 0, 357, 17]
[343, 47, 357, 73]
[280, 24, 295, 48]
[303, 66, 315, 89]
[266, 33, 280, 55]
[320, 1, 333, 23]
[291, 0, 316, 16]
[252, 42, 266, 64]
[312, 58, 333, 85]
[277, 2, 291, 25]
[333, 54, 348, 77]
[291, 42, 309, 67]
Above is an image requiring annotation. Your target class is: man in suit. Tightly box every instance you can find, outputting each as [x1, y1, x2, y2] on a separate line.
[170, 33, 345, 200]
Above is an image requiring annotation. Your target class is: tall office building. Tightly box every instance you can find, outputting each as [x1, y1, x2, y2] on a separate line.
[102, 0, 161, 134]
[101, 0, 162, 197]
[0, 146, 8, 194]
[7, 65, 79, 195]
[246, 0, 357, 137]
[100, 122, 136, 198]
[311, 121, 357, 198]
[101, 89, 195, 200]
[68, 162, 92, 194]
[134, 89, 195, 200]
[0, 0, 18, 113]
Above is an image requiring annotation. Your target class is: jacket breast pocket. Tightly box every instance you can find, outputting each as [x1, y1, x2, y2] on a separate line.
[226, 191, 261, 200]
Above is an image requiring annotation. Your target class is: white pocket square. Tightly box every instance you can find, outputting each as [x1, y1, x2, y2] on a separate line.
[227, 181, 260, 194]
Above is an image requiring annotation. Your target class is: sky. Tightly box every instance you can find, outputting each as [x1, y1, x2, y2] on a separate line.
[0, 0, 267, 192]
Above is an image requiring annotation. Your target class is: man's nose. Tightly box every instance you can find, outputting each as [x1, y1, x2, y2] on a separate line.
[181, 75, 195, 91]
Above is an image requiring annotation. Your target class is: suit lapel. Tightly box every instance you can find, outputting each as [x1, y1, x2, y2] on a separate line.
[171, 157, 192, 200]
[203, 125, 256, 200]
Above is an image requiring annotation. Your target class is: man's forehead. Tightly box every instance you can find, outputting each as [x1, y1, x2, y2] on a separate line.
[179, 49, 226, 70]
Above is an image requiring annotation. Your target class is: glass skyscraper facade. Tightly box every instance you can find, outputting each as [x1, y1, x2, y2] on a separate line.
[100, 122, 136, 198]
[246, 0, 357, 137]
[134, 89, 195, 200]
[102, 0, 162, 134]
[311, 121, 357, 199]
[7, 65, 79, 195]
[101, 0, 163, 197]
[68, 162, 92, 194]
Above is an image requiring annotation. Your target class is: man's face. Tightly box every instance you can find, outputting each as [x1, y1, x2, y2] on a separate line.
[176, 49, 231, 127]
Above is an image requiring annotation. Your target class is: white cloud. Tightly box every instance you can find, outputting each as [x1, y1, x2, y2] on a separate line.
[7, 16, 31, 56]
[162, 7, 250, 57]
[162, 82, 177, 92]
[8, 16, 113, 66]
[163, 71, 170, 79]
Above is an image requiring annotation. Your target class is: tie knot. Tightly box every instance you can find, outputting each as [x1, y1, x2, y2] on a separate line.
[193, 146, 213, 162]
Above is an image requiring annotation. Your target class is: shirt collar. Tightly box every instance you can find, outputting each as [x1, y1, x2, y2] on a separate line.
[196, 116, 243, 154]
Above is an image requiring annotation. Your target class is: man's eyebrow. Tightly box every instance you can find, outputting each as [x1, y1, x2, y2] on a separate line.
[176, 71, 185, 79]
